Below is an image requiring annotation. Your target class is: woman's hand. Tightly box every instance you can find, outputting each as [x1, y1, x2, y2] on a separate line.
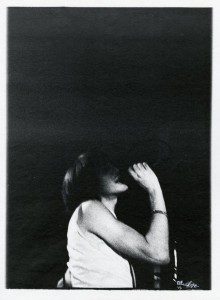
[128, 162, 160, 193]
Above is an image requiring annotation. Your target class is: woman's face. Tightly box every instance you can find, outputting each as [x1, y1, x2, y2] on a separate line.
[99, 164, 128, 196]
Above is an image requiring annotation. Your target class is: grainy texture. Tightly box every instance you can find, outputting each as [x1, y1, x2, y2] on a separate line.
[7, 7, 211, 289]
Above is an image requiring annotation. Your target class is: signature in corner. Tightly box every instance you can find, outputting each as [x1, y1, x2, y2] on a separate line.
[176, 280, 199, 289]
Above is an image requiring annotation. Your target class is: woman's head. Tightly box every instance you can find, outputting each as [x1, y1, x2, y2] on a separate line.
[62, 150, 128, 213]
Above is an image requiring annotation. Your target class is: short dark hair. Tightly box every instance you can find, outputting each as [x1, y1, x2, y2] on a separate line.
[62, 150, 114, 215]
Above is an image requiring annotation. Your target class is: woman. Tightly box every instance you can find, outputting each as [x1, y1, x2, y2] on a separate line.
[57, 150, 170, 288]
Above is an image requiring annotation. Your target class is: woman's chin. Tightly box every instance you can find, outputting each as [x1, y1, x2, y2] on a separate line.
[117, 183, 129, 193]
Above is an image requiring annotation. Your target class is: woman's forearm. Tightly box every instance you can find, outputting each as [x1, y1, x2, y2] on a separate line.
[145, 186, 170, 263]
[128, 162, 170, 264]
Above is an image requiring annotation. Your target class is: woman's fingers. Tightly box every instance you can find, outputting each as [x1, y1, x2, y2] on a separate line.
[131, 163, 147, 178]
[133, 164, 140, 173]
[133, 163, 146, 172]
[128, 167, 139, 179]
[128, 162, 159, 191]
[143, 162, 149, 170]
[137, 163, 143, 170]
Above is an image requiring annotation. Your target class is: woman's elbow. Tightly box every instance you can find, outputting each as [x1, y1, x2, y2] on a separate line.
[142, 248, 170, 265]
[156, 254, 170, 265]
[149, 247, 170, 265]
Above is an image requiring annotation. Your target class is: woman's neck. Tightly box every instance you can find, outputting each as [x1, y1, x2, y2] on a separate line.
[100, 195, 117, 216]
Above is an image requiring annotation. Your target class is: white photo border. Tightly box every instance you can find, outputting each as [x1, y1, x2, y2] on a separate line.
[1, 1, 219, 300]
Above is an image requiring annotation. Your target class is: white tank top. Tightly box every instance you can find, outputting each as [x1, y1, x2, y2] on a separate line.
[66, 202, 136, 288]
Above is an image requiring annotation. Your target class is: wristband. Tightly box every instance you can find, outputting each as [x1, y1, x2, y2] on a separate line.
[152, 210, 168, 217]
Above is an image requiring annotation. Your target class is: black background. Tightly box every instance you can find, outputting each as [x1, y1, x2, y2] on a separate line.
[8, 8, 211, 289]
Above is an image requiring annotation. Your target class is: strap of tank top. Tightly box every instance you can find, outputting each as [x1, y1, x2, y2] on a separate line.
[129, 263, 136, 288]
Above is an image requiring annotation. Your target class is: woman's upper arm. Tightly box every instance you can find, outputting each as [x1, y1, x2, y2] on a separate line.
[81, 200, 164, 264]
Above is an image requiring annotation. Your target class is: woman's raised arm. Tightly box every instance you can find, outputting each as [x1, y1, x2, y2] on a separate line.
[81, 163, 170, 265]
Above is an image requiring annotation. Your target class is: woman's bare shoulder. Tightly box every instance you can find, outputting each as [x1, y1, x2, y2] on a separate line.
[80, 200, 114, 227]
[81, 199, 106, 215]
[73, 200, 109, 232]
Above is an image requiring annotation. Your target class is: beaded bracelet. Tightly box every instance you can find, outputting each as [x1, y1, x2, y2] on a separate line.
[152, 210, 168, 217]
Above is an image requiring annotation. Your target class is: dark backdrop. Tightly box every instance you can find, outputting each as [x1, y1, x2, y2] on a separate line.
[7, 7, 211, 289]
